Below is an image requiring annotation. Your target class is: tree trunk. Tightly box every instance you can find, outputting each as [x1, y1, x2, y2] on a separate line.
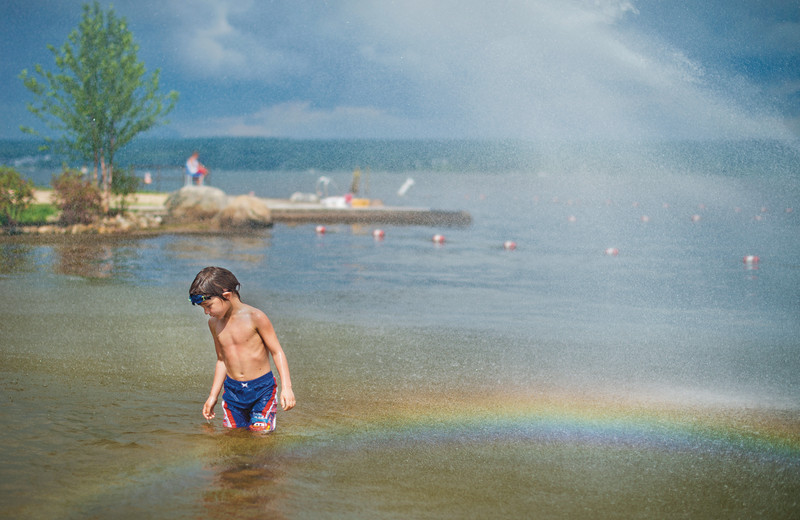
[100, 155, 109, 214]
[106, 134, 115, 215]
[107, 162, 113, 214]
[92, 150, 99, 185]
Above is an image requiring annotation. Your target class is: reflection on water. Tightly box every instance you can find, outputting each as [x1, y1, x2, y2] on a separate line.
[54, 240, 115, 278]
[2, 237, 140, 279]
[163, 233, 270, 267]
[202, 432, 290, 518]
[0, 244, 33, 274]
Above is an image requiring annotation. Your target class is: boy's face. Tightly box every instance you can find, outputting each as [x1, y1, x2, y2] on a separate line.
[197, 292, 232, 318]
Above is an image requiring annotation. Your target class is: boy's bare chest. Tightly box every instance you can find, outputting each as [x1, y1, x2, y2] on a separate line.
[215, 320, 258, 349]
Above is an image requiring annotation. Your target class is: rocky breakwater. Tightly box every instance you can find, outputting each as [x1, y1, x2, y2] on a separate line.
[165, 186, 273, 230]
[2, 186, 271, 236]
[6, 208, 164, 236]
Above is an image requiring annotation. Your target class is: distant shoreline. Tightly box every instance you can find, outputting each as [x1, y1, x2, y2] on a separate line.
[4, 188, 470, 237]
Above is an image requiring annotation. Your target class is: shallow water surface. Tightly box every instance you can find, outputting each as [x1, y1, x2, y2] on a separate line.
[1, 163, 799, 518]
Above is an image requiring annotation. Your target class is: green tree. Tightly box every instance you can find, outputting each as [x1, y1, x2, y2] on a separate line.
[0, 166, 35, 226]
[20, 1, 178, 212]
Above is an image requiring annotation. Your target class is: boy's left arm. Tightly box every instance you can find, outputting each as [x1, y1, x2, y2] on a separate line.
[255, 311, 296, 411]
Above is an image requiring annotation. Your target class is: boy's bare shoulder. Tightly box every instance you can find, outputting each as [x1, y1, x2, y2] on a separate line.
[240, 303, 269, 320]
[244, 304, 273, 328]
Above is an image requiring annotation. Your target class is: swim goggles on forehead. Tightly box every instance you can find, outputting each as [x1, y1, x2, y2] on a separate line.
[189, 294, 213, 305]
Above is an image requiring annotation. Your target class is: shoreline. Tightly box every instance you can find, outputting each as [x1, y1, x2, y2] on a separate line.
[3, 189, 471, 236]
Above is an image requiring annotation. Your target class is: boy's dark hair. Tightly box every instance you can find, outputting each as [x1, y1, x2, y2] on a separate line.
[190, 266, 241, 301]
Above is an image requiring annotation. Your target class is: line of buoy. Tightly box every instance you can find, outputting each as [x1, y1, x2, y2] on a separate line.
[312, 226, 761, 267]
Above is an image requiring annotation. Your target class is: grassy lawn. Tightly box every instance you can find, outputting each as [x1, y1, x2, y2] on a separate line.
[5, 190, 169, 227]
[10, 203, 59, 225]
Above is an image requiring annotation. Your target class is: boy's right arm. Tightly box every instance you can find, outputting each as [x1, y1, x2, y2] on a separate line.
[203, 321, 228, 421]
[203, 359, 227, 420]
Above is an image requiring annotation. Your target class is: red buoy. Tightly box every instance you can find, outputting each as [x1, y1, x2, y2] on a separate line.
[432, 234, 445, 244]
[373, 229, 385, 240]
[503, 240, 517, 251]
[604, 247, 619, 256]
[316, 225, 326, 234]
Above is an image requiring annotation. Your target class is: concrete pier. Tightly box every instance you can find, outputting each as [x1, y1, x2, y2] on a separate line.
[262, 199, 472, 226]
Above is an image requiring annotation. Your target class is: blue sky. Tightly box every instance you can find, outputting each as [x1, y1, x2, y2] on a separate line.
[1, 0, 798, 140]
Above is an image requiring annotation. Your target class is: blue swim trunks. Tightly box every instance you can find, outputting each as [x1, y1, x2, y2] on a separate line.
[221, 371, 277, 433]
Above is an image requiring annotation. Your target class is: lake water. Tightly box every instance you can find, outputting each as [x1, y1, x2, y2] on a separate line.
[1, 140, 799, 518]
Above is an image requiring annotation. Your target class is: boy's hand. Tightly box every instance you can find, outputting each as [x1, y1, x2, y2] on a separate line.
[203, 397, 217, 420]
[280, 388, 296, 411]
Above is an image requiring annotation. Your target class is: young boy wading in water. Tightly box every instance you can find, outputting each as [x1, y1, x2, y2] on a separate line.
[190, 267, 295, 432]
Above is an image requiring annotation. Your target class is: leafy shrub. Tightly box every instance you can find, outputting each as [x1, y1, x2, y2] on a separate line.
[0, 166, 35, 226]
[51, 168, 102, 225]
[112, 167, 140, 213]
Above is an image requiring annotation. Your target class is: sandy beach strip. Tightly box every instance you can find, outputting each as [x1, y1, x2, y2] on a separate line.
[31, 189, 471, 226]
[33, 189, 169, 210]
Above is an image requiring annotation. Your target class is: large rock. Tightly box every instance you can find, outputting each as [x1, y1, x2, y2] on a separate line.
[165, 186, 229, 221]
[217, 194, 273, 228]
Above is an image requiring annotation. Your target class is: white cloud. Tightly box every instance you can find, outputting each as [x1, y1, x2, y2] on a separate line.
[161, 0, 298, 81]
[579, 0, 639, 22]
[7, 0, 794, 139]
[335, 0, 793, 139]
[152, 0, 796, 139]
